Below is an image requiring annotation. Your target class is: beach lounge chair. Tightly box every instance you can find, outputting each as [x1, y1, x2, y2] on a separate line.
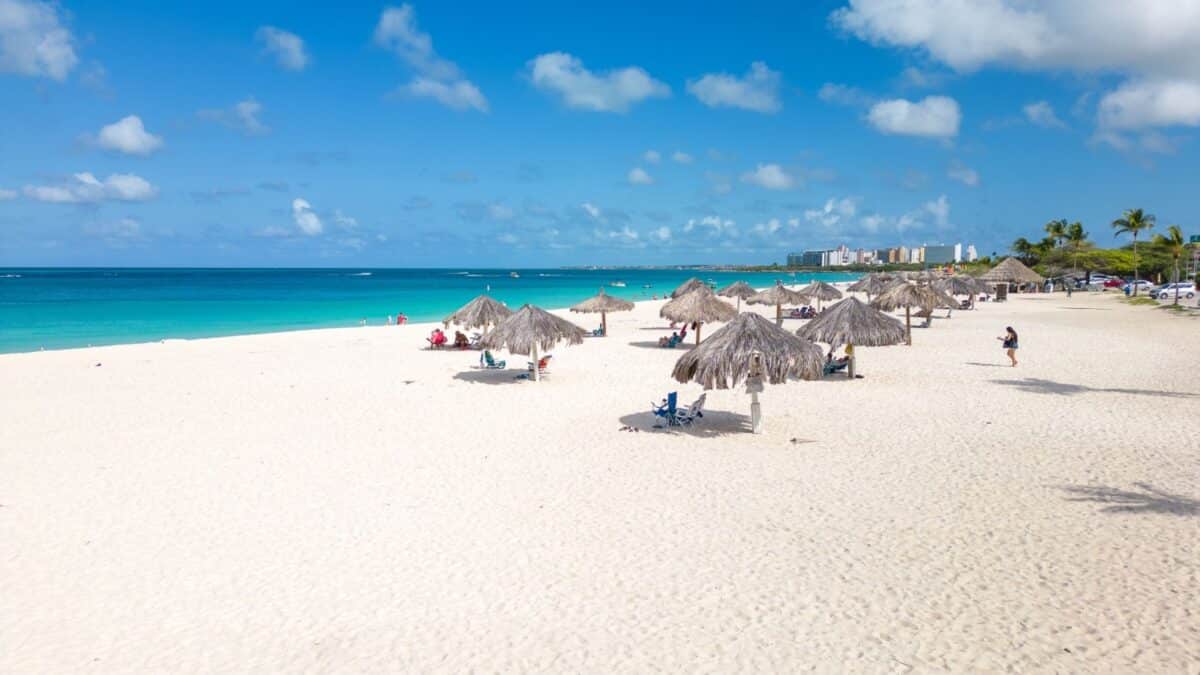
[480, 350, 506, 369]
[592, 326, 605, 337]
[678, 393, 706, 424]
[823, 360, 849, 376]
[527, 354, 553, 374]
[652, 392, 682, 427]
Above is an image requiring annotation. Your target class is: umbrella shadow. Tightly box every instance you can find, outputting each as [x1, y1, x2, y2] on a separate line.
[965, 361, 1009, 368]
[991, 377, 1198, 399]
[618, 410, 752, 437]
[627, 340, 695, 350]
[452, 369, 534, 385]
[1056, 482, 1199, 516]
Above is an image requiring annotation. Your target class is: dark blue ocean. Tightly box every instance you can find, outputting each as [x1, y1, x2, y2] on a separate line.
[0, 268, 860, 353]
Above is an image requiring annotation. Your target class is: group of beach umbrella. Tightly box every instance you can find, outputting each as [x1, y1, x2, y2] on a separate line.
[435, 259, 1024, 431]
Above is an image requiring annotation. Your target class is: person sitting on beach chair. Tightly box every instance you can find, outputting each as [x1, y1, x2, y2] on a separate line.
[453, 331, 470, 349]
[592, 326, 604, 337]
[426, 328, 447, 349]
[480, 350, 506, 369]
[652, 392, 682, 426]
[528, 354, 552, 374]
[823, 349, 849, 375]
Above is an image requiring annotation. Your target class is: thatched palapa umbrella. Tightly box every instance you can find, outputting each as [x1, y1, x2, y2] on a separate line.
[480, 304, 586, 382]
[797, 297, 905, 378]
[799, 280, 843, 310]
[717, 280, 756, 311]
[935, 275, 980, 308]
[978, 257, 1045, 292]
[870, 282, 944, 345]
[670, 277, 708, 298]
[660, 286, 736, 344]
[443, 294, 513, 332]
[569, 288, 634, 337]
[747, 282, 809, 326]
[673, 312, 823, 434]
[847, 273, 892, 300]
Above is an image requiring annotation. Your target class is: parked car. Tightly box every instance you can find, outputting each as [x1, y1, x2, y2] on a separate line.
[1102, 278, 1126, 288]
[1150, 282, 1197, 300]
[1121, 280, 1155, 293]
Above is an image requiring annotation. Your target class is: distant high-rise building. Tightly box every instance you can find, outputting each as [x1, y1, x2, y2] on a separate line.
[924, 244, 956, 265]
[967, 244, 978, 261]
[953, 243, 962, 263]
[897, 246, 909, 263]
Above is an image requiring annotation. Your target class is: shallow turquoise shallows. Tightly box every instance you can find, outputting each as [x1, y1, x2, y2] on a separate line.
[0, 268, 860, 354]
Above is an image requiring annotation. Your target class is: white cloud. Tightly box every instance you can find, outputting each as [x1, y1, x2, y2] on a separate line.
[373, 4, 487, 112]
[333, 210, 357, 229]
[752, 218, 784, 236]
[649, 226, 671, 241]
[401, 77, 488, 112]
[1023, 100, 1066, 128]
[23, 172, 157, 203]
[255, 26, 309, 71]
[672, 150, 693, 164]
[487, 203, 514, 220]
[925, 194, 951, 227]
[581, 202, 602, 220]
[706, 172, 732, 195]
[833, 1, 1200, 134]
[684, 215, 738, 237]
[686, 61, 782, 113]
[83, 217, 143, 242]
[1098, 79, 1200, 130]
[95, 115, 163, 155]
[898, 66, 946, 89]
[867, 96, 960, 138]
[527, 52, 669, 113]
[817, 82, 874, 107]
[947, 161, 979, 187]
[291, 198, 323, 235]
[740, 163, 795, 190]
[0, 0, 78, 80]
[643, 149, 661, 164]
[805, 198, 858, 227]
[627, 167, 654, 185]
[0, 188, 17, 200]
[198, 98, 269, 135]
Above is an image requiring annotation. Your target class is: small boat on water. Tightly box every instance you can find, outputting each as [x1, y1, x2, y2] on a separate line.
[609, 281, 626, 287]
[642, 284, 653, 289]
[509, 272, 520, 278]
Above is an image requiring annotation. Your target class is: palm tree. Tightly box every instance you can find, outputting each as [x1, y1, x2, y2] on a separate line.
[1065, 221, 1089, 274]
[1044, 219, 1068, 248]
[1111, 208, 1156, 295]
[1011, 237, 1036, 264]
[1153, 225, 1186, 305]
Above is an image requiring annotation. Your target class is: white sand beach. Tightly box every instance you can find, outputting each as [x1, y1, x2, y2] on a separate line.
[1, 291, 1197, 672]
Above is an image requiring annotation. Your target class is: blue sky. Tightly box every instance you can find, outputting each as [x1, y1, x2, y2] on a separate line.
[2, 0, 1198, 267]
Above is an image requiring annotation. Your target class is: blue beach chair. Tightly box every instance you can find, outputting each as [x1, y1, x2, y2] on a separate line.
[652, 392, 682, 427]
[480, 350, 506, 369]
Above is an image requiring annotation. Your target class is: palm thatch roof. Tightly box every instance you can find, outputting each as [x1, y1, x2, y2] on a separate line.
[847, 273, 892, 296]
[796, 297, 906, 346]
[716, 280, 757, 300]
[443, 294, 513, 329]
[479, 304, 586, 355]
[978, 257, 1045, 284]
[670, 277, 708, 298]
[870, 282, 944, 312]
[569, 288, 635, 314]
[935, 275, 981, 296]
[660, 286, 737, 323]
[799, 280, 844, 301]
[747, 282, 809, 307]
[672, 312, 824, 389]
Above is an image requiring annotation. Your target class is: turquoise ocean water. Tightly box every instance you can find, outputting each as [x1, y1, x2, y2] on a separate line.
[0, 268, 860, 354]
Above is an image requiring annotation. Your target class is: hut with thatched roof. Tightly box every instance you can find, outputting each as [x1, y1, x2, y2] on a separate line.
[672, 312, 823, 433]
[747, 282, 809, 326]
[935, 275, 980, 308]
[659, 286, 736, 344]
[799, 280, 843, 310]
[479, 304, 586, 381]
[716, 280, 756, 310]
[796, 297, 905, 377]
[978, 257, 1045, 292]
[670, 277, 708, 298]
[870, 282, 945, 345]
[443, 294, 513, 332]
[569, 288, 634, 337]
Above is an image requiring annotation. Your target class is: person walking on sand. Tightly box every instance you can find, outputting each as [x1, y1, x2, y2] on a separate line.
[997, 326, 1019, 367]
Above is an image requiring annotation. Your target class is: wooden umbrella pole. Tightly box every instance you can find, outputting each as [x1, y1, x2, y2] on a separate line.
[696, 322, 702, 345]
[904, 306, 912, 346]
[601, 311, 607, 337]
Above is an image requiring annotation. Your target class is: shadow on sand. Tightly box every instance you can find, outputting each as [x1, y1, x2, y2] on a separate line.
[1057, 483, 1199, 516]
[990, 377, 1198, 399]
[452, 369, 534, 385]
[627, 340, 695, 350]
[965, 361, 1011, 368]
[618, 409, 751, 437]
